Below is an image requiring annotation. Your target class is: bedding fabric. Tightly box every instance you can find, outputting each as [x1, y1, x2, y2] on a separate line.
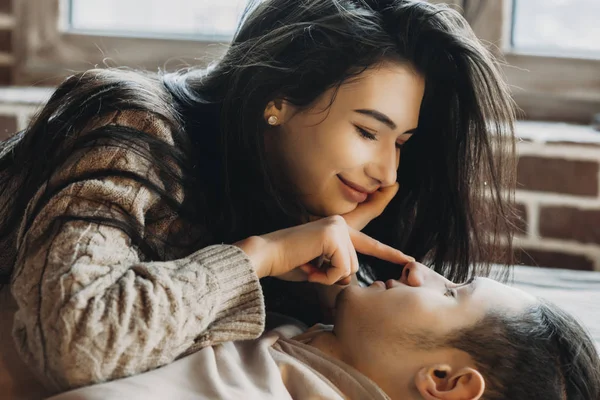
[47, 322, 389, 400]
[506, 265, 600, 349]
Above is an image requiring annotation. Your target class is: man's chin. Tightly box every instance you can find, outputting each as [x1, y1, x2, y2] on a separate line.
[332, 284, 359, 324]
[333, 285, 350, 309]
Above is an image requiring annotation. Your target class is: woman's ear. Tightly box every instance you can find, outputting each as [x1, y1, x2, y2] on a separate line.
[414, 364, 485, 400]
[263, 99, 295, 126]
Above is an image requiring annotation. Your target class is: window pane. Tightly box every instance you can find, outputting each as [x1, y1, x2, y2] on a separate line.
[69, 0, 249, 40]
[512, 0, 600, 57]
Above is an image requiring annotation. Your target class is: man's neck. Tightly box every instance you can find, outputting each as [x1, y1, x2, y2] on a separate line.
[299, 329, 421, 400]
[302, 329, 347, 363]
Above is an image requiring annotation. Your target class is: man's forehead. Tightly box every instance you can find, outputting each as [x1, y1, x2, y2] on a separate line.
[474, 278, 537, 313]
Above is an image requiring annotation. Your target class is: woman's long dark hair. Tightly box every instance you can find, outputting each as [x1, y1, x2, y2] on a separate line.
[0, 0, 517, 287]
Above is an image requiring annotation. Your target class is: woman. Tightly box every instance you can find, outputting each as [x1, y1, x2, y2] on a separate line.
[0, 0, 517, 393]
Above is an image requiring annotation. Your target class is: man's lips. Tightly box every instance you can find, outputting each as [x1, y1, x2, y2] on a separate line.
[385, 279, 398, 289]
[372, 280, 386, 288]
[371, 279, 401, 289]
[337, 175, 378, 194]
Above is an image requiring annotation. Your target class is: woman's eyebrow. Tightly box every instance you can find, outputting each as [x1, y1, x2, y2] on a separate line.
[353, 109, 397, 130]
[353, 109, 418, 135]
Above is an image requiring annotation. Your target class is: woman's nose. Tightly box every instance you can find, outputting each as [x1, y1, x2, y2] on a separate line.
[367, 146, 399, 187]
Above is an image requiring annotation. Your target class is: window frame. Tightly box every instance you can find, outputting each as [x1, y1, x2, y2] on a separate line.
[14, 0, 600, 123]
[431, 0, 600, 124]
[483, 0, 599, 123]
[14, 0, 230, 86]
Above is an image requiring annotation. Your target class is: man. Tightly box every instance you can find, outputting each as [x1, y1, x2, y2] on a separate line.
[50, 262, 600, 400]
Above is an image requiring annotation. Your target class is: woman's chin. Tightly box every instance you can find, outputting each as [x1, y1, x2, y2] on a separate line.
[323, 203, 357, 217]
[304, 198, 357, 219]
[336, 201, 360, 216]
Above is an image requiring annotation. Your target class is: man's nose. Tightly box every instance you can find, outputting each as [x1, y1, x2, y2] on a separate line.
[399, 262, 424, 287]
[399, 262, 452, 288]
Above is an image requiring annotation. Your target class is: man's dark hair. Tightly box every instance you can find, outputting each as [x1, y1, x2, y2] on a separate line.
[448, 300, 600, 400]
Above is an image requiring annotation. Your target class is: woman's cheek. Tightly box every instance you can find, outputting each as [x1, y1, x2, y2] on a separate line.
[337, 142, 373, 170]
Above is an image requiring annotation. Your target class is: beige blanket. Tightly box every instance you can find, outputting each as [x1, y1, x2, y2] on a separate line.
[505, 266, 600, 348]
[47, 323, 389, 400]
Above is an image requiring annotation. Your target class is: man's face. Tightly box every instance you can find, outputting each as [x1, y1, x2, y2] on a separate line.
[265, 62, 424, 217]
[332, 262, 537, 398]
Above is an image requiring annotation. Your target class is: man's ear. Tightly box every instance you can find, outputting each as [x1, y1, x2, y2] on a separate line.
[414, 364, 485, 400]
[263, 99, 295, 126]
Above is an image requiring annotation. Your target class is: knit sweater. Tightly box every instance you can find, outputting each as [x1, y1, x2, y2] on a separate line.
[0, 109, 266, 394]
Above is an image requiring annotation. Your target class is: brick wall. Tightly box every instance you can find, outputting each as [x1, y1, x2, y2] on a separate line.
[0, 89, 599, 271]
[515, 122, 600, 271]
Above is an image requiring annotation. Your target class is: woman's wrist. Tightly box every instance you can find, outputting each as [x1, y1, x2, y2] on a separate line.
[234, 236, 271, 279]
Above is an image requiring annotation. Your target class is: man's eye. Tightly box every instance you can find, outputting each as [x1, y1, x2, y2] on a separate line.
[444, 287, 457, 298]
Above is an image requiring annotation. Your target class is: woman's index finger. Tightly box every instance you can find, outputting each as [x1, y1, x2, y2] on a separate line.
[349, 228, 415, 264]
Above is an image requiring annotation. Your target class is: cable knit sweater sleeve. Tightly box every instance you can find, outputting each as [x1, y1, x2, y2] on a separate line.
[9, 110, 265, 392]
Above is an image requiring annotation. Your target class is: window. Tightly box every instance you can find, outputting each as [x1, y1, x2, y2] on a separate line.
[512, 0, 600, 57]
[13, 0, 243, 86]
[500, 0, 600, 123]
[14, 0, 600, 123]
[69, 0, 248, 40]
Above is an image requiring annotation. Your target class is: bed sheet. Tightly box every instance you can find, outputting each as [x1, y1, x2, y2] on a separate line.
[503, 265, 600, 348]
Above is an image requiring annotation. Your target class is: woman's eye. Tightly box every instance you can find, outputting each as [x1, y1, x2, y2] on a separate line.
[355, 126, 377, 141]
[356, 125, 405, 150]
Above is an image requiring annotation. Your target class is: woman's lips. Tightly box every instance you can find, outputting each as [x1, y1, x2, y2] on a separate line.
[338, 175, 376, 194]
[337, 175, 369, 203]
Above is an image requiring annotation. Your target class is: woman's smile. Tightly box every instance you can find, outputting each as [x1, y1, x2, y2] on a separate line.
[264, 64, 422, 217]
[337, 175, 371, 203]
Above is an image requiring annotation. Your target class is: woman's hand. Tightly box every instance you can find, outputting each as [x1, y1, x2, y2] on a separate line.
[235, 215, 413, 285]
[342, 183, 399, 231]
[316, 182, 399, 284]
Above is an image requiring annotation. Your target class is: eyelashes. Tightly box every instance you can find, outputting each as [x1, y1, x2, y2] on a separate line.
[355, 125, 377, 141]
[444, 277, 475, 298]
[354, 125, 404, 149]
[444, 287, 457, 298]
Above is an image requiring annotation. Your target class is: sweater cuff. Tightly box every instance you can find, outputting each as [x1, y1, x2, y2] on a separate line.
[195, 244, 265, 343]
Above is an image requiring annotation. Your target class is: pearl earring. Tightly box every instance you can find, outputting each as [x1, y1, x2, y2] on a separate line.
[267, 115, 279, 126]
